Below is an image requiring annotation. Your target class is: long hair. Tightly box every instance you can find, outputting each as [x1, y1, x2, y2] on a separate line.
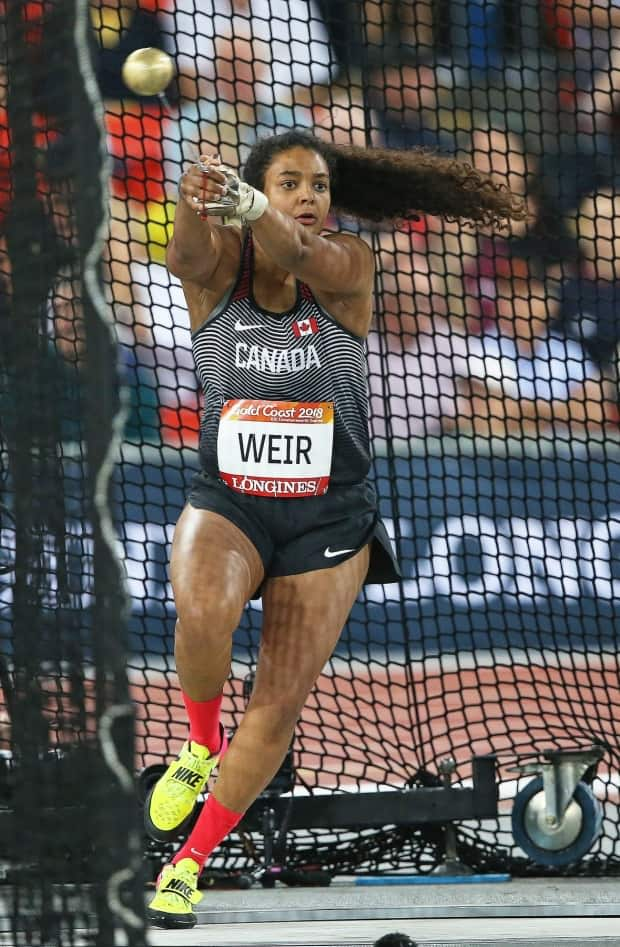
[243, 130, 527, 230]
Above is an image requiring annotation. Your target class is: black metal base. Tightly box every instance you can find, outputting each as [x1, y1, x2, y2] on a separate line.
[241, 755, 498, 832]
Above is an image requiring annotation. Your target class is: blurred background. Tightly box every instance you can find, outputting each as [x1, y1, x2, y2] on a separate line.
[3, 0, 620, 449]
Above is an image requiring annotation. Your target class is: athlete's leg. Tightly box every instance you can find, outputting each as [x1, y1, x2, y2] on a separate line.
[170, 505, 265, 702]
[191, 545, 369, 821]
[150, 546, 369, 927]
[145, 506, 264, 845]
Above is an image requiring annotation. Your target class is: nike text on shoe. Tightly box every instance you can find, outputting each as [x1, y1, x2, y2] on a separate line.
[323, 546, 356, 558]
[144, 731, 227, 842]
[147, 858, 202, 930]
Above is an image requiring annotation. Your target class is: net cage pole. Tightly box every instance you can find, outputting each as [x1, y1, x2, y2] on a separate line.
[2, 0, 146, 943]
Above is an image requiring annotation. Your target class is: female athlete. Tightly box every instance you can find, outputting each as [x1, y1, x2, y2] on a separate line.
[145, 130, 525, 928]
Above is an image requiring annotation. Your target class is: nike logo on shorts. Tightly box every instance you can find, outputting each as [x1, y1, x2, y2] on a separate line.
[324, 546, 356, 558]
[234, 320, 263, 332]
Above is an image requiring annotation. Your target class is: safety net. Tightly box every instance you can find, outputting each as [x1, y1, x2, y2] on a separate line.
[1, 0, 145, 943]
[1, 1, 619, 927]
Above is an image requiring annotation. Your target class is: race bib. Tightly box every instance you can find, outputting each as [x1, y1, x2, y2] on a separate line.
[217, 399, 334, 498]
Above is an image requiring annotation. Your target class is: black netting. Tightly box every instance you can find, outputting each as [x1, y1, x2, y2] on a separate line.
[1, 0, 145, 944]
[108, 0, 619, 880]
[2, 2, 619, 928]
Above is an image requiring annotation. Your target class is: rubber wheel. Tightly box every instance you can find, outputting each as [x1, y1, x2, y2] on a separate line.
[512, 777, 603, 867]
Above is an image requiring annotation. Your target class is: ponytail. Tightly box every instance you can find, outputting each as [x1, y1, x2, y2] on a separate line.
[243, 131, 526, 230]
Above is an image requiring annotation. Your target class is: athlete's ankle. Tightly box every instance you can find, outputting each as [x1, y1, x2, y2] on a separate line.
[173, 794, 243, 869]
[182, 691, 223, 754]
[189, 727, 226, 758]
[171, 854, 202, 872]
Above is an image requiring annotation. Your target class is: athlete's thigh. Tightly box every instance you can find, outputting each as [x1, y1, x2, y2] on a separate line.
[254, 546, 370, 698]
[170, 505, 265, 619]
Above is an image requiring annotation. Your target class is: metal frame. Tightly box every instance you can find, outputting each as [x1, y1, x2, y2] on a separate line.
[241, 755, 498, 832]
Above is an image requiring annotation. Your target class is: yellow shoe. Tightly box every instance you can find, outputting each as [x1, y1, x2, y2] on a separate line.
[147, 858, 201, 929]
[144, 733, 226, 842]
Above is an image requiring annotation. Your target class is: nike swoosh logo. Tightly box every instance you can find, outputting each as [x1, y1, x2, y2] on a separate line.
[234, 320, 263, 332]
[324, 546, 356, 558]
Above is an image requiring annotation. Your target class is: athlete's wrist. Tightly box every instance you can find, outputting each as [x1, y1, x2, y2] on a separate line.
[236, 182, 269, 224]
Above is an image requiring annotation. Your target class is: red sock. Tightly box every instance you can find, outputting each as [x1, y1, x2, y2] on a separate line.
[173, 793, 243, 869]
[182, 691, 223, 753]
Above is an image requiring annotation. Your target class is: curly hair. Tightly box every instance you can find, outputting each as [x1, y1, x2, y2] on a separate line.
[243, 130, 527, 230]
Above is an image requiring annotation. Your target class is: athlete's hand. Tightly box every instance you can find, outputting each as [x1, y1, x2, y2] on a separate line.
[178, 153, 234, 218]
[178, 153, 269, 223]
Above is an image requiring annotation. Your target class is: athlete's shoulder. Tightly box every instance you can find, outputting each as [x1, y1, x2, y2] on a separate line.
[323, 231, 375, 272]
[322, 232, 374, 279]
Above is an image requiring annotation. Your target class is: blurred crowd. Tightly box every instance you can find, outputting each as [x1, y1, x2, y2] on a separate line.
[2, 0, 620, 447]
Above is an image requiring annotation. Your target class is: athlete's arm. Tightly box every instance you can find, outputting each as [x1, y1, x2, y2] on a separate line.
[166, 157, 229, 284]
[250, 209, 375, 298]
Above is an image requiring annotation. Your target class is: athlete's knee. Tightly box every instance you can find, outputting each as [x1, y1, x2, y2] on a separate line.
[248, 690, 306, 739]
[175, 589, 243, 648]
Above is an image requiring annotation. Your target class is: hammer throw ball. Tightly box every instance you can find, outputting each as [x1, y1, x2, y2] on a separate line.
[122, 48, 175, 96]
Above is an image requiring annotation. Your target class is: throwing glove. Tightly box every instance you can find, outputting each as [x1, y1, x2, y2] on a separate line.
[198, 160, 268, 223]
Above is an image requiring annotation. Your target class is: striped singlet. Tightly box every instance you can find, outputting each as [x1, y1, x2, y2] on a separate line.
[191, 232, 371, 491]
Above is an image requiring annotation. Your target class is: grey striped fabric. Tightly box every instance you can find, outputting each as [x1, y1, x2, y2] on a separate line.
[191, 232, 371, 486]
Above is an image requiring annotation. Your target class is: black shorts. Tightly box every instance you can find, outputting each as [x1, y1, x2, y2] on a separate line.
[188, 471, 401, 591]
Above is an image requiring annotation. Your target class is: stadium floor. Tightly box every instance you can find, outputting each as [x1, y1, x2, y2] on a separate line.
[1, 877, 618, 944]
[147, 877, 620, 946]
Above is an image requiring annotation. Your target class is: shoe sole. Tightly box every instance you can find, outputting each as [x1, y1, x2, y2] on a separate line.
[143, 784, 196, 843]
[147, 908, 197, 929]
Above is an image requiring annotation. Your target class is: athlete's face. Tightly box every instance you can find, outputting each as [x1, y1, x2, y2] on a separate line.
[262, 147, 331, 234]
